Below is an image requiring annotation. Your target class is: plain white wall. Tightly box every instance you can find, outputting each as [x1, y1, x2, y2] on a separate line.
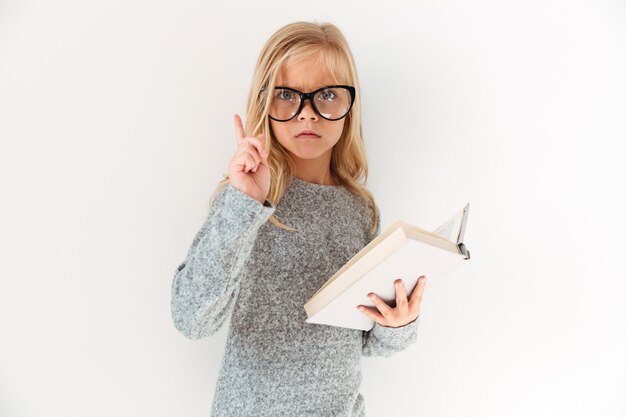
[1, 0, 625, 416]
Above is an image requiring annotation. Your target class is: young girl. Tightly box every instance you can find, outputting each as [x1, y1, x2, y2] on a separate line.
[170, 21, 426, 417]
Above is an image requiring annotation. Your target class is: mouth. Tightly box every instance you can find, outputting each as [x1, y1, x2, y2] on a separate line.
[296, 129, 321, 138]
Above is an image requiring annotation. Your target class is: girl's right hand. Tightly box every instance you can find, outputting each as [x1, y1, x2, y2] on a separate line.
[228, 113, 271, 205]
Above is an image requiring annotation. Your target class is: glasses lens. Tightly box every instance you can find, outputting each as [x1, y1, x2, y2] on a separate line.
[270, 88, 300, 121]
[313, 87, 351, 120]
[269, 87, 352, 121]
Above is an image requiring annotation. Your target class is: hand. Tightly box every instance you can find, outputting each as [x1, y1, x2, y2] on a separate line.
[228, 113, 271, 205]
[356, 276, 426, 328]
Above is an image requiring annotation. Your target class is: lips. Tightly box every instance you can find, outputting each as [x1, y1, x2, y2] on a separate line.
[296, 130, 320, 137]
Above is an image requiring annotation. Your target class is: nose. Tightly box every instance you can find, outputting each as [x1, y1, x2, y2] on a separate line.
[297, 98, 319, 121]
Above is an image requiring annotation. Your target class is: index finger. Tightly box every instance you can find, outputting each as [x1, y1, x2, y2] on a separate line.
[233, 113, 245, 145]
[394, 279, 409, 309]
[408, 276, 426, 308]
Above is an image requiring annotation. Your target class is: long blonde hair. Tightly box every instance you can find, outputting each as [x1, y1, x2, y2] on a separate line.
[208, 21, 379, 236]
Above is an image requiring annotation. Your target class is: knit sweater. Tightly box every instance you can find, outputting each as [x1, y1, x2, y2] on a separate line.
[170, 176, 420, 417]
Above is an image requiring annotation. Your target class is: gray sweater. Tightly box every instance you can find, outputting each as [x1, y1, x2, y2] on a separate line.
[170, 176, 420, 417]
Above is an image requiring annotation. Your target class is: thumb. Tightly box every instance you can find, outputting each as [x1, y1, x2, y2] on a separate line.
[258, 133, 268, 156]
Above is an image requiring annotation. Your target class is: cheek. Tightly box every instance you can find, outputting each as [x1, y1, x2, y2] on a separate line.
[332, 121, 346, 141]
[270, 122, 291, 146]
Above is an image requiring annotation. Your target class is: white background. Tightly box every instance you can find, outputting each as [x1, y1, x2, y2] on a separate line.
[1, 1, 625, 416]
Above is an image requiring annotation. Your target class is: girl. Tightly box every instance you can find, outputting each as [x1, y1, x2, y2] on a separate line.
[170, 21, 426, 417]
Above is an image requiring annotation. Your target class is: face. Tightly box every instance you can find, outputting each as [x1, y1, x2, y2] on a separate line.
[269, 55, 347, 176]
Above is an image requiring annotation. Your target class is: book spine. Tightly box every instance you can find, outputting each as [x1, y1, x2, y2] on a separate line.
[458, 243, 470, 260]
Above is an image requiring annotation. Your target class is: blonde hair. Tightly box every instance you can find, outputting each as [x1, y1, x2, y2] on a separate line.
[208, 20, 379, 236]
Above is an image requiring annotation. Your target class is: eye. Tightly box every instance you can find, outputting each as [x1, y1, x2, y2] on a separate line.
[276, 89, 296, 101]
[318, 89, 337, 101]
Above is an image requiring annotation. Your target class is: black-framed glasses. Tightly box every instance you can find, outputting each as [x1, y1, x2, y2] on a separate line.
[264, 85, 356, 122]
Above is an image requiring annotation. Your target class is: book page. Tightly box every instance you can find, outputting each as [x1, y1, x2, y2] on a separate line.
[432, 203, 469, 243]
[432, 217, 456, 240]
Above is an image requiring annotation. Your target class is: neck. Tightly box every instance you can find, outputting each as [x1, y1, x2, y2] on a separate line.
[291, 150, 337, 186]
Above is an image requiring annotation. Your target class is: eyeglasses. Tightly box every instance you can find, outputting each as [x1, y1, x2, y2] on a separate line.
[264, 85, 356, 122]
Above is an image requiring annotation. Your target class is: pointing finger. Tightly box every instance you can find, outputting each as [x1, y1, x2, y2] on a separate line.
[233, 114, 245, 145]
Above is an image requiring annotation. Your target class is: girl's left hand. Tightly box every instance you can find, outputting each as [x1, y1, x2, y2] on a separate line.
[357, 276, 426, 328]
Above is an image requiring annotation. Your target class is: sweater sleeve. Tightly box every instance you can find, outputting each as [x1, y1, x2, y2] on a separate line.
[170, 183, 275, 340]
[361, 204, 421, 357]
[361, 316, 421, 357]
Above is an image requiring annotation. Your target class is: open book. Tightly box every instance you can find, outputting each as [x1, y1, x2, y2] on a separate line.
[303, 203, 471, 331]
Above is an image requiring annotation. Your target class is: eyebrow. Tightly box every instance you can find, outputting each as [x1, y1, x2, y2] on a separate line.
[278, 84, 335, 91]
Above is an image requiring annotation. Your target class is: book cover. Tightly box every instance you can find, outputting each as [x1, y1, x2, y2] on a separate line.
[304, 203, 471, 331]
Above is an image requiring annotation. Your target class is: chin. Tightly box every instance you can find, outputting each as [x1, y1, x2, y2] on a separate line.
[285, 142, 334, 160]
[288, 149, 331, 160]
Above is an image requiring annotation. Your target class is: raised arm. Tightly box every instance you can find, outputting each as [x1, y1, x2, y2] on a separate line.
[170, 183, 275, 339]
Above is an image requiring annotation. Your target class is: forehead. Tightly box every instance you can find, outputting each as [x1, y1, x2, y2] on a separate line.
[276, 55, 339, 91]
